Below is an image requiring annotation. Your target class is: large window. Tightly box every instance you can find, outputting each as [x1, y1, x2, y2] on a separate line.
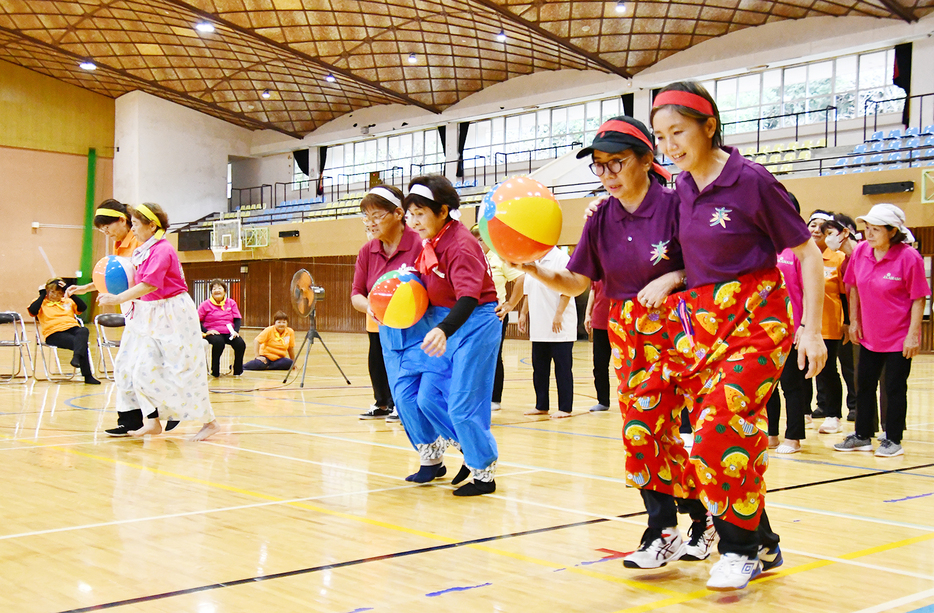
[463, 97, 622, 169]
[709, 48, 904, 135]
[321, 128, 444, 184]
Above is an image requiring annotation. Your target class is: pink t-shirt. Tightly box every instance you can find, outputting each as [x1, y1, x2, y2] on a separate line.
[135, 240, 188, 301]
[776, 248, 803, 331]
[197, 298, 242, 333]
[843, 241, 931, 353]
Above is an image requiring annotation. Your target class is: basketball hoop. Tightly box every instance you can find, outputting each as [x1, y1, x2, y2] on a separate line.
[210, 245, 228, 262]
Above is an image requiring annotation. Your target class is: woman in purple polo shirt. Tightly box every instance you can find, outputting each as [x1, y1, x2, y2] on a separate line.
[351, 185, 453, 482]
[516, 116, 715, 570]
[835, 203, 931, 457]
[652, 81, 827, 590]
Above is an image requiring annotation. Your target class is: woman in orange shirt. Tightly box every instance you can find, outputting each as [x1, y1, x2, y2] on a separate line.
[28, 278, 99, 384]
[244, 311, 296, 370]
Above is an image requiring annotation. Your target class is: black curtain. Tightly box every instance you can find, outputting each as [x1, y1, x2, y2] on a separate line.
[650, 88, 661, 105]
[293, 149, 309, 176]
[316, 146, 328, 196]
[894, 42, 912, 127]
[621, 93, 634, 117]
[437, 125, 447, 155]
[456, 122, 470, 178]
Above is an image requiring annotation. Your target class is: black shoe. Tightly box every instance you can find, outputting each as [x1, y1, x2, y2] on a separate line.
[405, 464, 447, 483]
[70, 356, 81, 368]
[359, 406, 392, 420]
[451, 464, 471, 486]
[105, 425, 134, 437]
[84, 375, 101, 385]
[453, 479, 496, 496]
[811, 408, 826, 419]
[165, 420, 180, 432]
[846, 409, 856, 422]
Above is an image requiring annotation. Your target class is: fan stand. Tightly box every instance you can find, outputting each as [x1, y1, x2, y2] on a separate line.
[285, 306, 351, 387]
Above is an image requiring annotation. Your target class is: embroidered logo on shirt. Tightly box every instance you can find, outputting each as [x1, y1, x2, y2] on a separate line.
[650, 240, 670, 266]
[709, 207, 732, 228]
[882, 272, 903, 281]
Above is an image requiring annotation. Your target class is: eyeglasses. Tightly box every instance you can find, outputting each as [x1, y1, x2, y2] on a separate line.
[589, 156, 635, 177]
[363, 211, 390, 226]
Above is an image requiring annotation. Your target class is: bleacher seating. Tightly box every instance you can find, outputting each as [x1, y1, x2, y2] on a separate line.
[886, 129, 902, 140]
[869, 141, 884, 153]
[867, 131, 884, 142]
[853, 143, 868, 154]
[905, 126, 920, 138]
[923, 125, 934, 136]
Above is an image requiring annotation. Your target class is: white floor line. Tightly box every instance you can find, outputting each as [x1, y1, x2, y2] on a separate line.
[850, 587, 934, 613]
[0, 483, 420, 543]
[783, 547, 934, 581]
[478, 493, 647, 528]
[242, 422, 632, 484]
[766, 501, 934, 531]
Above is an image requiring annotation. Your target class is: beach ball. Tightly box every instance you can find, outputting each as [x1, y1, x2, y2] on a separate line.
[478, 176, 562, 264]
[92, 255, 135, 295]
[369, 269, 429, 329]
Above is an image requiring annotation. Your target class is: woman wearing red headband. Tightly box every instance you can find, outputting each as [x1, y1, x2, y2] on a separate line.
[516, 116, 715, 569]
[650, 82, 826, 590]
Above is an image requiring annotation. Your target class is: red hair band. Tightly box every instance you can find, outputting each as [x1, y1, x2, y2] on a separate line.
[653, 90, 715, 117]
[594, 119, 671, 181]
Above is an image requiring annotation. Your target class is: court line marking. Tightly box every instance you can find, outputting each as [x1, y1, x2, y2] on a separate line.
[781, 547, 934, 581]
[766, 501, 934, 531]
[609, 532, 934, 613]
[852, 587, 934, 613]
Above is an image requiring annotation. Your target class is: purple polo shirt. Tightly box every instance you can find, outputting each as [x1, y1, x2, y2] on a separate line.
[426, 221, 497, 308]
[776, 248, 803, 330]
[843, 240, 931, 353]
[675, 147, 811, 288]
[567, 179, 683, 301]
[352, 225, 423, 297]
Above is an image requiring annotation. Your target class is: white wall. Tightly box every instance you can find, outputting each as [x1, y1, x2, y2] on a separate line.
[114, 91, 254, 225]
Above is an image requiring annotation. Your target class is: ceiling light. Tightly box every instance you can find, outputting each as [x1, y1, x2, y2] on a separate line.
[408, 53, 417, 64]
[79, 61, 96, 71]
[615, 1, 627, 14]
[324, 74, 336, 83]
[261, 89, 271, 99]
[496, 29, 507, 42]
[195, 22, 215, 33]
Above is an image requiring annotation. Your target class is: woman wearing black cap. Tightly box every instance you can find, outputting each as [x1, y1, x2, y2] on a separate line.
[513, 116, 714, 569]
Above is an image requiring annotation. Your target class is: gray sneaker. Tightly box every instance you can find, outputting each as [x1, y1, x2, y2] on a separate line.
[833, 433, 873, 452]
[874, 439, 903, 457]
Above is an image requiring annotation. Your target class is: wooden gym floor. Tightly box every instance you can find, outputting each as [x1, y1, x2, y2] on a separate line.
[1, 329, 933, 613]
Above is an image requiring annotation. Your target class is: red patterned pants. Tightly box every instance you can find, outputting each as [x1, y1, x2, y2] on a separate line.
[608, 268, 792, 530]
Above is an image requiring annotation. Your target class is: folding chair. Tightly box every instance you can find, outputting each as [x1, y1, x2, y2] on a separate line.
[33, 319, 83, 382]
[203, 338, 233, 377]
[0, 312, 33, 383]
[95, 313, 125, 381]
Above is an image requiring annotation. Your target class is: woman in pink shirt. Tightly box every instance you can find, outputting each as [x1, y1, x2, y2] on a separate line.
[197, 280, 246, 377]
[835, 203, 931, 457]
[98, 203, 219, 442]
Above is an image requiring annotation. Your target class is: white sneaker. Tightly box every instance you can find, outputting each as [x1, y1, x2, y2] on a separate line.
[491, 402, 502, 411]
[682, 517, 716, 561]
[680, 432, 694, 451]
[818, 417, 842, 434]
[623, 528, 684, 569]
[706, 553, 761, 590]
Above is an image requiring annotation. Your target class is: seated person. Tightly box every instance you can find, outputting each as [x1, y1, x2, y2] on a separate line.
[197, 279, 246, 377]
[244, 311, 296, 371]
[27, 278, 100, 384]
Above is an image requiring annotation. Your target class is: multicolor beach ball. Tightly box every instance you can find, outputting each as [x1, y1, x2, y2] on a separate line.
[92, 255, 135, 295]
[477, 176, 563, 264]
[369, 269, 429, 329]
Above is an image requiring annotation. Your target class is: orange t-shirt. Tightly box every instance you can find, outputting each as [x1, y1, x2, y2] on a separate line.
[113, 232, 141, 258]
[821, 248, 846, 340]
[255, 325, 295, 360]
[37, 297, 81, 339]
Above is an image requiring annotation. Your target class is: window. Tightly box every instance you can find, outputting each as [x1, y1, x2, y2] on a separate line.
[227, 162, 232, 199]
[710, 48, 904, 135]
[321, 128, 444, 183]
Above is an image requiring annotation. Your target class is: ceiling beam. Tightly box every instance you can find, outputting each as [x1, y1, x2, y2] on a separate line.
[162, 0, 443, 115]
[874, 0, 916, 22]
[468, 0, 632, 79]
[0, 25, 304, 138]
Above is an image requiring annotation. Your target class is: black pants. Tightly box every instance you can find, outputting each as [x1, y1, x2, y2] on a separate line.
[45, 327, 94, 379]
[592, 328, 611, 407]
[856, 347, 911, 444]
[205, 333, 246, 376]
[838, 340, 857, 412]
[492, 318, 509, 403]
[531, 341, 574, 413]
[243, 357, 293, 370]
[766, 346, 811, 440]
[713, 510, 780, 558]
[367, 331, 393, 408]
[642, 489, 708, 528]
[815, 338, 843, 418]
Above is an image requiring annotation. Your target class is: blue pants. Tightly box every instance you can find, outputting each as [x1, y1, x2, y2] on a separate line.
[421, 303, 500, 471]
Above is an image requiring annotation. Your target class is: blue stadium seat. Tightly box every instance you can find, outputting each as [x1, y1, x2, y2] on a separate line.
[911, 149, 925, 159]
[868, 154, 884, 164]
[834, 169, 846, 175]
[832, 158, 847, 167]
[869, 141, 884, 153]
[883, 140, 899, 151]
[923, 125, 934, 136]
[926, 148, 934, 159]
[852, 155, 866, 166]
[850, 167, 865, 173]
[867, 131, 884, 141]
[886, 152, 905, 162]
[903, 137, 920, 149]
[924, 136, 934, 147]
[905, 126, 920, 138]
[886, 129, 902, 140]
[890, 163, 905, 170]
[853, 144, 868, 154]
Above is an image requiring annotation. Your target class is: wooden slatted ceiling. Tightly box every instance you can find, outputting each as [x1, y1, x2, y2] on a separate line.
[0, 0, 931, 137]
